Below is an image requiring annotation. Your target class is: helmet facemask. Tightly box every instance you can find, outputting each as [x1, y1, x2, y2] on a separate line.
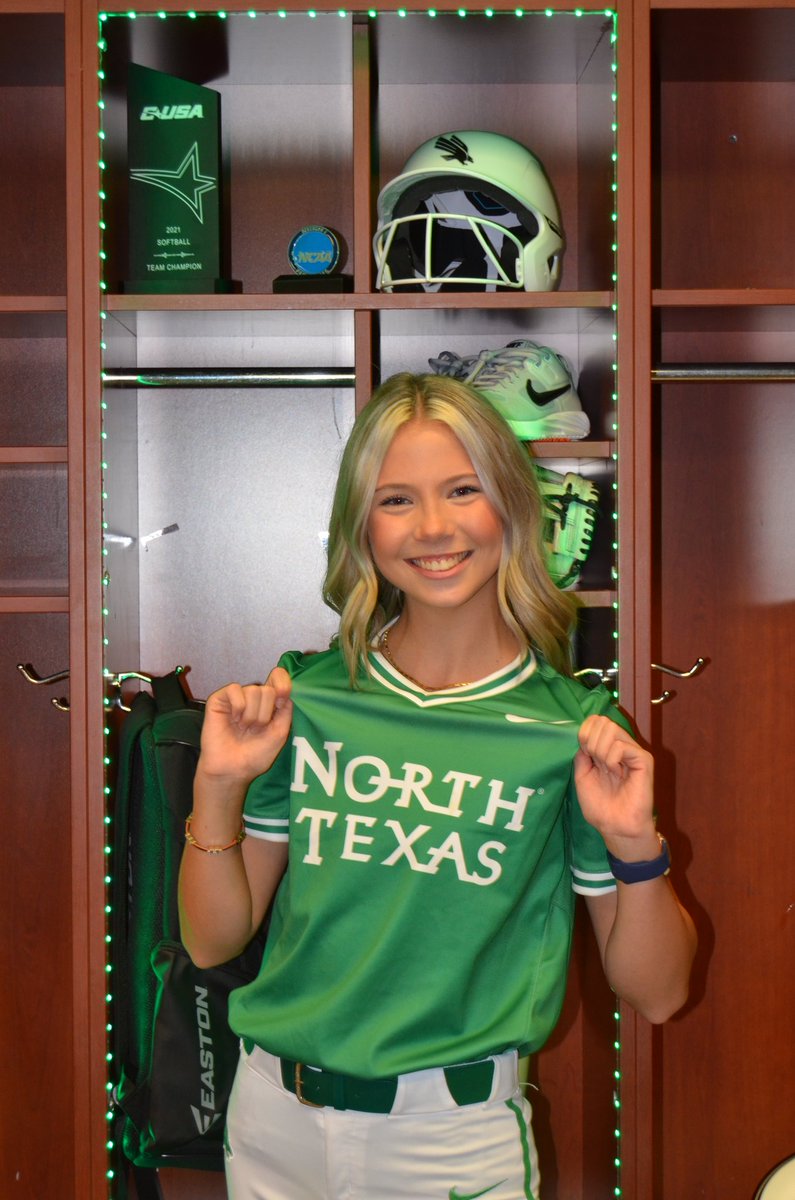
[375, 178, 543, 292]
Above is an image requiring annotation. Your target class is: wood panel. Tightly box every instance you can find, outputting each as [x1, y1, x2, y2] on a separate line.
[535, 909, 618, 1199]
[128, 1167, 227, 1199]
[656, 34, 795, 291]
[0, 613, 74, 1199]
[654, 384, 795, 1198]
[0, 15, 66, 295]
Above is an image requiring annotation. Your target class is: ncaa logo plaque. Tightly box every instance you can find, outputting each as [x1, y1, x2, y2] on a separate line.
[288, 226, 340, 276]
[274, 225, 351, 294]
[125, 63, 231, 293]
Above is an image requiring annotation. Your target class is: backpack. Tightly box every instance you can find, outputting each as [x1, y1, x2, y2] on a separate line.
[110, 670, 266, 1190]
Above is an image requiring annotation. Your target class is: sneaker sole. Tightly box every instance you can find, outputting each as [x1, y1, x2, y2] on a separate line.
[509, 411, 591, 440]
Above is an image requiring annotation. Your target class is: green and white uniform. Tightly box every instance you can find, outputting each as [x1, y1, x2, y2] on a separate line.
[230, 642, 620, 1079]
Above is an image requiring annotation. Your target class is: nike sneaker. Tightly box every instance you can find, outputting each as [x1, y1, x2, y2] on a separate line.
[427, 348, 485, 379]
[463, 340, 589, 441]
[534, 464, 600, 588]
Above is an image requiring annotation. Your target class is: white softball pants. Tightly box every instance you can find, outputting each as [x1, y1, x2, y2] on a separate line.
[224, 1044, 540, 1200]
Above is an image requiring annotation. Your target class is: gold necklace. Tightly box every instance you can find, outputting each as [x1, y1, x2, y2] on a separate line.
[378, 626, 475, 692]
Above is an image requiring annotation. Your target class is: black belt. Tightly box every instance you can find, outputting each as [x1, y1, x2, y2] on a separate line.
[280, 1055, 496, 1113]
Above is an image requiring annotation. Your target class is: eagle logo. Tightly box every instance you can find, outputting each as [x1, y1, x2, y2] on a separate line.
[434, 134, 474, 165]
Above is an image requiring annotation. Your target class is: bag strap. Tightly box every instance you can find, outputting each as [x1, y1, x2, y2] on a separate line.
[132, 1165, 165, 1200]
[151, 669, 198, 714]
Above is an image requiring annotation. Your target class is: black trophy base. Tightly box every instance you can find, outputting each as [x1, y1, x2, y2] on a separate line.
[122, 278, 237, 294]
[273, 274, 353, 294]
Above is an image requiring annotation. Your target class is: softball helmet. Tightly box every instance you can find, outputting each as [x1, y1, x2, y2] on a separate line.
[373, 130, 564, 293]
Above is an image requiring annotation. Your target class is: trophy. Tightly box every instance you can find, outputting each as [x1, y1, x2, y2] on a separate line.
[124, 63, 232, 293]
[274, 225, 352, 293]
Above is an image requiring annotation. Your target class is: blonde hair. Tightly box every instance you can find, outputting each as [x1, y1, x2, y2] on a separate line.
[323, 372, 578, 683]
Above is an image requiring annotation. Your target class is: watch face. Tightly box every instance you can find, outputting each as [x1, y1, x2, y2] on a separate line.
[288, 226, 340, 276]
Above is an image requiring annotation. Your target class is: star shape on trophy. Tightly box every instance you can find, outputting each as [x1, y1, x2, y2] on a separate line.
[130, 142, 217, 224]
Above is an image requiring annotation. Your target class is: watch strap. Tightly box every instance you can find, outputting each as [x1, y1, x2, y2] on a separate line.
[606, 836, 671, 884]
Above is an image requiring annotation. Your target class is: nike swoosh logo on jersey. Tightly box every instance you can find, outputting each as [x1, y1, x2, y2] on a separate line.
[449, 1182, 507, 1200]
[525, 381, 571, 407]
[505, 713, 575, 725]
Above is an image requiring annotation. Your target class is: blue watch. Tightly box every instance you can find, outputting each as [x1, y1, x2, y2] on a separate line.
[606, 835, 671, 884]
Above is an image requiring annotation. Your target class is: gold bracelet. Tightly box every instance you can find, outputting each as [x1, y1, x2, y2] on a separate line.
[185, 813, 246, 854]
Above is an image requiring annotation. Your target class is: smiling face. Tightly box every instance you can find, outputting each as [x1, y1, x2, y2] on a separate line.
[367, 417, 505, 621]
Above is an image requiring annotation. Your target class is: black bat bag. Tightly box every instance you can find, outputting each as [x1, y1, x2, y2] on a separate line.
[109, 670, 266, 1189]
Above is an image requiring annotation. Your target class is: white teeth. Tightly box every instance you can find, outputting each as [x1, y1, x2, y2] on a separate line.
[411, 552, 468, 572]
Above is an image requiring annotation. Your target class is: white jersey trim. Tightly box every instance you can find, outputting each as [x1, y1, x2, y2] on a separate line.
[244, 815, 289, 842]
[571, 865, 616, 896]
[573, 867, 614, 882]
[368, 647, 538, 708]
[572, 880, 616, 896]
[504, 713, 576, 726]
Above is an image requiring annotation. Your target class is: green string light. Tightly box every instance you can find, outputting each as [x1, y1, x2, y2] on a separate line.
[609, 15, 622, 1184]
[97, 26, 116, 1198]
[94, 16, 622, 1200]
[88, 5, 636, 18]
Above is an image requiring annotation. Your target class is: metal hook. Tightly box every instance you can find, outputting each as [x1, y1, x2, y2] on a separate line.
[104, 666, 186, 712]
[107, 670, 154, 686]
[651, 657, 707, 704]
[17, 663, 71, 713]
[17, 663, 70, 686]
[104, 669, 153, 713]
[651, 657, 707, 680]
[574, 666, 619, 687]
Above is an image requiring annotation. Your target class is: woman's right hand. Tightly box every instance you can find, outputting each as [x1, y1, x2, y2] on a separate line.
[197, 667, 293, 788]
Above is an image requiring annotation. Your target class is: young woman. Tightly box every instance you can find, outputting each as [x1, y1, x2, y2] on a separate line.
[178, 372, 696, 1200]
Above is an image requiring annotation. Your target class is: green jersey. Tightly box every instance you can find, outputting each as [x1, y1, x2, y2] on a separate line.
[229, 643, 622, 1079]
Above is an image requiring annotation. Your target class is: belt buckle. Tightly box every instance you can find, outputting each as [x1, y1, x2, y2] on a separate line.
[294, 1062, 324, 1108]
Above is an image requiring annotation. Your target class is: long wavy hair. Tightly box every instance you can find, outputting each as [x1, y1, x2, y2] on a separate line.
[323, 372, 579, 683]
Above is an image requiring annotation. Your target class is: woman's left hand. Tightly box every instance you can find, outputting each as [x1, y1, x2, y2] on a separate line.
[574, 714, 657, 850]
